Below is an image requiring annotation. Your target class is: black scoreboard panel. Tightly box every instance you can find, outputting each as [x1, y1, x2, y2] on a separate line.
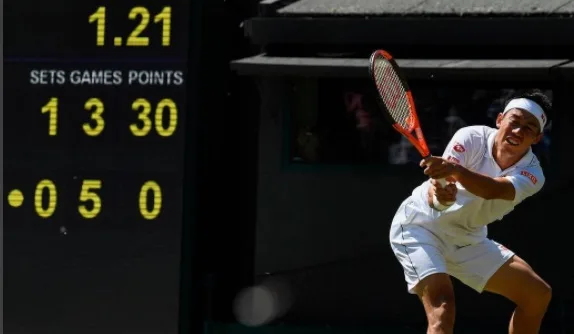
[4, 1, 190, 333]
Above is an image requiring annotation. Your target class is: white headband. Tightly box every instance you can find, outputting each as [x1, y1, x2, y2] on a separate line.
[503, 98, 547, 131]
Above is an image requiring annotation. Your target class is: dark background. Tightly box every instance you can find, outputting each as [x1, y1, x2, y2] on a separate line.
[4, 0, 192, 333]
[5, 0, 574, 333]
[231, 1, 574, 333]
[4, 0, 261, 333]
[251, 78, 571, 332]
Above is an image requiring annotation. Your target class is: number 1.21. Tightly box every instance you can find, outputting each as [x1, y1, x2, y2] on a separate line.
[89, 6, 172, 47]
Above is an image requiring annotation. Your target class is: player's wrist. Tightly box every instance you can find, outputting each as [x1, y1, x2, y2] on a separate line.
[450, 163, 463, 181]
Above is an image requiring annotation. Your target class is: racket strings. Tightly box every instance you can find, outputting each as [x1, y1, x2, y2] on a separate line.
[373, 58, 411, 130]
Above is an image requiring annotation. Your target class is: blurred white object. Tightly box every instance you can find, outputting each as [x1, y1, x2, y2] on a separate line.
[233, 278, 292, 327]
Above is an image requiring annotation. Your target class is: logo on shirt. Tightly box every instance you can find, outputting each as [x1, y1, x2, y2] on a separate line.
[447, 155, 460, 164]
[453, 142, 465, 153]
[520, 170, 537, 184]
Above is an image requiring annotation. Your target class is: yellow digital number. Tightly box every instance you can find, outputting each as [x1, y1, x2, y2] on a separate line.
[35, 179, 57, 218]
[154, 7, 172, 46]
[127, 7, 150, 46]
[155, 99, 178, 136]
[41, 98, 58, 136]
[83, 98, 105, 136]
[89, 6, 171, 47]
[131, 98, 178, 137]
[130, 98, 153, 136]
[89, 7, 106, 46]
[139, 181, 162, 220]
[78, 180, 102, 219]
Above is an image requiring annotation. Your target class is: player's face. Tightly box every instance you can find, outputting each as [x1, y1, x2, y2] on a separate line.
[495, 109, 543, 153]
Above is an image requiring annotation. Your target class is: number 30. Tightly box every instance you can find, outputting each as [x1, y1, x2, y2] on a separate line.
[130, 98, 178, 137]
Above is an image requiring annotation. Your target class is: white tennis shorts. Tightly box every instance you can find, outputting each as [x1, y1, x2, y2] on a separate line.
[389, 201, 514, 294]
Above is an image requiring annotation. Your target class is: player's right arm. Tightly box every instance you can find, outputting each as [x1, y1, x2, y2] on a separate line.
[424, 126, 482, 207]
[451, 165, 516, 200]
[422, 126, 545, 202]
[424, 160, 544, 201]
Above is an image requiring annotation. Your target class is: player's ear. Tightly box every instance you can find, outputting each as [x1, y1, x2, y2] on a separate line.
[533, 132, 543, 145]
[495, 113, 504, 128]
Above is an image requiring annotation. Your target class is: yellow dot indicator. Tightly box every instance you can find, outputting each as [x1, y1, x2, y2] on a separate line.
[8, 189, 24, 207]
[114, 37, 122, 46]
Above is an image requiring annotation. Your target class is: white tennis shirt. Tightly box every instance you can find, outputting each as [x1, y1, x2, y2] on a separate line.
[405, 125, 545, 245]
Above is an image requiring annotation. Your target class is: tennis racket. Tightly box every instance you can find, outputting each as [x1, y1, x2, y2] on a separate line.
[368, 49, 454, 207]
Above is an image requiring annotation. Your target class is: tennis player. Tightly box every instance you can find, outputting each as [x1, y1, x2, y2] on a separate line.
[389, 89, 552, 334]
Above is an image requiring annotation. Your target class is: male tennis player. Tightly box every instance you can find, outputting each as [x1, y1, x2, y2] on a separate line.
[389, 89, 552, 334]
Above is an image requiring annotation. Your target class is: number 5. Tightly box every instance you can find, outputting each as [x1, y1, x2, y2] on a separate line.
[78, 180, 102, 219]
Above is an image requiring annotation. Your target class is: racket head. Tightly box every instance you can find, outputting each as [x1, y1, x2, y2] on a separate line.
[369, 49, 430, 157]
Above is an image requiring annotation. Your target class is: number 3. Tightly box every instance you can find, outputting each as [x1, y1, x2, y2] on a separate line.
[130, 99, 153, 136]
[78, 180, 102, 219]
[84, 98, 105, 136]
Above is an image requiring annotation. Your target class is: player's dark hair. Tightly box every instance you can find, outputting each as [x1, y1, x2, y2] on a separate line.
[505, 89, 552, 125]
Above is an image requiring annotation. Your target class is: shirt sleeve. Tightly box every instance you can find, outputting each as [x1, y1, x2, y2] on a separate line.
[504, 166, 545, 204]
[441, 127, 482, 169]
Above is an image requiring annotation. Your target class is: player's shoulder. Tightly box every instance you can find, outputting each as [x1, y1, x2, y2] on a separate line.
[514, 151, 546, 187]
[453, 125, 494, 141]
[446, 125, 492, 159]
[521, 152, 545, 176]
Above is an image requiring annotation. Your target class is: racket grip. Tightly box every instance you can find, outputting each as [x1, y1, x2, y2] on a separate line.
[436, 178, 449, 187]
[432, 178, 454, 211]
[423, 157, 454, 210]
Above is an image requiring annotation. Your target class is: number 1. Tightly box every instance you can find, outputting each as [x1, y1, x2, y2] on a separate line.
[89, 7, 106, 46]
[154, 7, 172, 46]
[42, 98, 58, 136]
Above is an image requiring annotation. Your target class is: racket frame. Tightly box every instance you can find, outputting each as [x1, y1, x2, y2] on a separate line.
[368, 50, 431, 159]
[369, 49, 453, 207]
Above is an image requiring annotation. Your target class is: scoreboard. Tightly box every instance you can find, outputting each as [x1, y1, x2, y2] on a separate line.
[4, 1, 193, 332]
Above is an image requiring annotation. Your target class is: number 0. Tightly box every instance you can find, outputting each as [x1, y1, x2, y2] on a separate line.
[139, 181, 162, 220]
[155, 99, 177, 136]
[35, 179, 57, 218]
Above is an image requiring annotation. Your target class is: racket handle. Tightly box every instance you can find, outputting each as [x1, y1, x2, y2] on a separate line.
[423, 156, 454, 210]
[432, 178, 454, 211]
[435, 178, 449, 187]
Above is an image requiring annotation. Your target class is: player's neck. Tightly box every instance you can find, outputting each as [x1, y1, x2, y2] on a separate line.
[492, 141, 527, 171]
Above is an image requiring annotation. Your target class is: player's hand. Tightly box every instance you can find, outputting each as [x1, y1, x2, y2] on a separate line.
[430, 178, 457, 205]
[420, 156, 459, 180]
